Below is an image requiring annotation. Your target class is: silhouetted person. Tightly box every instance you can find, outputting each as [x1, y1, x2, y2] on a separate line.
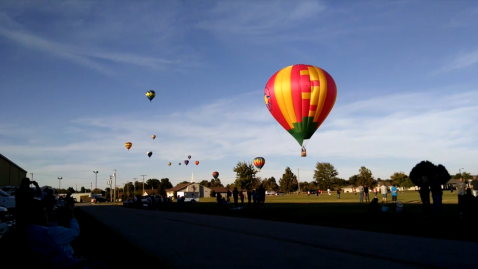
[233, 187, 239, 207]
[216, 192, 222, 207]
[364, 185, 370, 202]
[247, 190, 252, 208]
[368, 198, 381, 214]
[463, 188, 476, 219]
[419, 176, 431, 216]
[15, 178, 42, 229]
[430, 174, 443, 214]
[239, 191, 244, 207]
[42, 188, 57, 213]
[48, 206, 79, 259]
[258, 184, 266, 208]
[456, 178, 467, 218]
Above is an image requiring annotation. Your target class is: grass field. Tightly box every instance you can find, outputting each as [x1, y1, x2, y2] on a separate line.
[142, 190, 478, 243]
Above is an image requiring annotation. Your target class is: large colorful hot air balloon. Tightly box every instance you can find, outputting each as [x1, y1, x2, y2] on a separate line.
[195, 161, 199, 165]
[151, 135, 156, 140]
[146, 90, 156, 102]
[184, 160, 189, 165]
[125, 142, 132, 151]
[253, 157, 265, 171]
[147, 151, 152, 158]
[264, 64, 337, 156]
[168, 162, 171, 166]
[188, 155, 191, 160]
[212, 171, 219, 179]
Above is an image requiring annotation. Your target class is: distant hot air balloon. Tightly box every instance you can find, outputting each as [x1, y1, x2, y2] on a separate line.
[212, 171, 219, 179]
[184, 160, 189, 166]
[147, 151, 152, 158]
[188, 155, 191, 160]
[151, 135, 156, 140]
[253, 157, 265, 171]
[146, 90, 155, 102]
[179, 163, 181, 165]
[168, 162, 171, 166]
[264, 64, 337, 156]
[195, 161, 199, 165]
[125, 142, 132, 151]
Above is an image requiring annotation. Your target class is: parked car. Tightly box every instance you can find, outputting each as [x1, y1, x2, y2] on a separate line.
[0, 186, 19, 196]
[307, 190, 317, 194]
[0, 189, 15, 209]
[275, 191, 285, 196]
[123, 199, 134, 206]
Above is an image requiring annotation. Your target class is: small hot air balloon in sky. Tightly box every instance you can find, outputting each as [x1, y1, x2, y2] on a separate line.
[264, 64, 337, 156]
[212, 171, 219, 179]
[147, 151, 152, 158]
[253, 157, 265, 171]
[184, 160, 189, 166]
[125, 142, 132, 151]
[188, 155, 191, 160]
[146, 90, 155, 102]
[179, 163, 181, 165]
[195, 161, 199, 165]
[152, 135, 156, 140]
[168, 162, 171, 166]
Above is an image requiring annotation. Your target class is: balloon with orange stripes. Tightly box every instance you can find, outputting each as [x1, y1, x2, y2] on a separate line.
[264, 64, 337, 156]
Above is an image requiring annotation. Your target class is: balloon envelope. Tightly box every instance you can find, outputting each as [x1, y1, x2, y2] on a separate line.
[125, 142, 132, 151]
[212, 171, 219, 179]
[184, 160, 189, 165]
[264, 64, 337, 146]
[188, 155, 191, 160]
[147, 151, 152, 158]
[195, 161, 199, 165]
[152, 135, 156, 140]
[253, 157, 265, 171]
[146, 90, 155, 102]
[168, 162, 171, 166]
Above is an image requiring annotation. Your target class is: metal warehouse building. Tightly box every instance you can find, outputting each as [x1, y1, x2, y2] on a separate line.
[0, 153, 27, 187]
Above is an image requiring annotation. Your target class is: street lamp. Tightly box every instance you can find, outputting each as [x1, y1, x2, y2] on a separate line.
[57, 177, 62, 190]
[93, 171, 99, 190]
[459, 168, 464, 176]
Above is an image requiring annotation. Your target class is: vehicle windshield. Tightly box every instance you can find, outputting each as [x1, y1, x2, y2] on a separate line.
[0, 189, 10, 197]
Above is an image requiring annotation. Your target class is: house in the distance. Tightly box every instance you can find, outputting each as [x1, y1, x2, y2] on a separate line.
[166, 183, 211, 198]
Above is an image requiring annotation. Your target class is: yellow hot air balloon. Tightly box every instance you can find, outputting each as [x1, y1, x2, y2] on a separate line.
[264, 64, 337, 156]
[168, 162, 171, 166]
[125, 142, 132, 151]
[152, 135, 156, 140]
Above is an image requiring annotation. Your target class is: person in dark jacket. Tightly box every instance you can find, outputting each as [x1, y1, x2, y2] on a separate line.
[430, 174, 443, 214]
[419, 176, 431, 216]
[233, 187, 239, 207]
[15, 178, 42, 229]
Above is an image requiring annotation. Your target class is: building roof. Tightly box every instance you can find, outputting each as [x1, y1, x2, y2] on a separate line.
[0, 153, 27, 173]
[210, 187, 228, 193]
[166, 183, 193, 192]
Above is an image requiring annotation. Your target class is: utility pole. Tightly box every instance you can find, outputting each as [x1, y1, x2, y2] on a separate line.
[108, 176, 113, 202]
[58, 177, 62, 190]
[90, 182, 92, 192]
[30, 173, 33, 181]
[297, 168, 300, 194]
[113, 170, 117, 203]
[140, 175, 147, 195]
[76, 184, 77, 192]
[93, 171, 99, 190]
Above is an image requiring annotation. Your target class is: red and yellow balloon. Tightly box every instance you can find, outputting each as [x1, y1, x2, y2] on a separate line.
[264, 64, 337, 155]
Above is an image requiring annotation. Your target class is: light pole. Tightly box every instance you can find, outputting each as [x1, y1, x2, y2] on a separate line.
[459, 168, 464, 176]
[58, 177, 62, 190]
[93, 171, 99, 190]
[140, 175, 147, 195]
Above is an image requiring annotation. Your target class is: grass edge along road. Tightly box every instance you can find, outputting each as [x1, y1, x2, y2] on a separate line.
[126, 191, 478, 243]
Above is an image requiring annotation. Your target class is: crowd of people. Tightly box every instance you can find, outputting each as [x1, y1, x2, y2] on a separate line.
[216, 185, 266, 209]
[11, 178, 110, 268]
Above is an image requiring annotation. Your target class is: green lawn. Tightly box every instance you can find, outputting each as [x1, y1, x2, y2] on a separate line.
[152, 190, 477, 242]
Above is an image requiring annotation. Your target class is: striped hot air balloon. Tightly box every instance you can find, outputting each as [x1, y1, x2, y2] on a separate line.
[125, 142, 132, 151]
[264, 64, 337, 156]
[253, 157, 265, 171]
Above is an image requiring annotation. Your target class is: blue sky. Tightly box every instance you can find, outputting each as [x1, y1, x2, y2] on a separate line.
[1, 0, 477, 190]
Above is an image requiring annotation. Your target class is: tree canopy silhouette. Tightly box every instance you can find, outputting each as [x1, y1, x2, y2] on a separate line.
[409, 160, 450, 187]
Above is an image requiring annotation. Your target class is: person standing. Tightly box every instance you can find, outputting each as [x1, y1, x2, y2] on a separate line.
[471, 175, 478, 197]
[336, 189, 341, 199]
[239, 191, 244, 207]
[419, 177, 431, 216]
[390, 185, 398, 204]
[232, 187, 239, 207]
[247, 190, 252, 208]
[380, 183, 388, 203]
[307, 190, 310, 196]
[364, 185, 370, 202]
[327, 188, 331, 195]
[373, 187, 378, 198]
[358, 185, 364, 202]
[430, 174, 443, 214]
[456, 178, 467, 218]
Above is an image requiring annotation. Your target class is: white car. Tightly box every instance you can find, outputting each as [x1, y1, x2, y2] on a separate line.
[0, 189, 15, 209]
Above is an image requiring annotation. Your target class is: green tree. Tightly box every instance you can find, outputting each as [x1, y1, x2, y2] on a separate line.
[356, 166, 375, 187]
[199, 180, 210, 187]
[299, 181, 309, 192]
[210, 178, 224, 187]
[80, 186, 86, 193]
[233, 161, 258, 191]
[177, 181, 189, 185]
[66, 187, 76, 193]
[409, 161, 451, 187]
[92, 188, 103, 194]
[146, 179, 160, 189]
[158, 178, 173, 196]
[314, 162, 339, 190]
[279, 167, 298, 193]
[390, 172, 415, 188]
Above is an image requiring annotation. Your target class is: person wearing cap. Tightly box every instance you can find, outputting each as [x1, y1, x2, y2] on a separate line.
[396, 201, 404, 214]
[471, 175, 478, 197]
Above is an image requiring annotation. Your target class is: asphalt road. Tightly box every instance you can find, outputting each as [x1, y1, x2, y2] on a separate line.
[80, 204, 478, 268]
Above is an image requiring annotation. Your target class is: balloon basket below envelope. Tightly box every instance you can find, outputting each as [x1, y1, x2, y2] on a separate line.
[301, 149, 307, 157]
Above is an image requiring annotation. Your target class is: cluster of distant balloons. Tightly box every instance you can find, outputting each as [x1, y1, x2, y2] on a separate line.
[123, 64, 337, 178]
